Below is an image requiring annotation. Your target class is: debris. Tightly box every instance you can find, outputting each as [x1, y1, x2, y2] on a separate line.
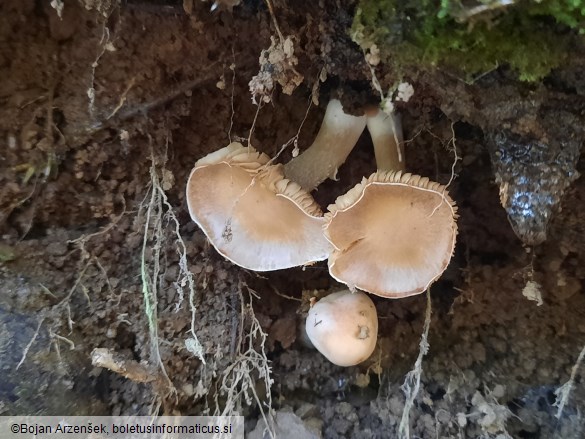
[249, 36, 303, 104]
[50, 0, 64, 18]
[522, 280, 543, 306]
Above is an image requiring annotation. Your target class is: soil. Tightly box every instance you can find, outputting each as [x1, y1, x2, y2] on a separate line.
[1, 1, 584, 438]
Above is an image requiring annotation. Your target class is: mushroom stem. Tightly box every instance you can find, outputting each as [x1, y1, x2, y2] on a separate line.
[366, 109, 405, 172]
[283, 99, 367, 191]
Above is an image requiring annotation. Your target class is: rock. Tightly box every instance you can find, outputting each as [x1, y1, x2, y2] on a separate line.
[0, 307, 107, 415]
[248, 409, 321, 439]
[487, 122, 581, 246]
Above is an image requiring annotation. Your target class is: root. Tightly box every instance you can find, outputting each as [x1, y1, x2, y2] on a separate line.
[246, 101, 264, 148]
[139, 157, 172, 393]
[48, 329, 76, 364]
[106, 77, 137, 120]
[138, 137, 206, 403]
[227, 49, 236, 143]
[445, 122, 460, 190]
[554, 342, 585, 419]
[134, 132, 209, 407]
[398, 288, 432, 439]
[269, 94, 313, 163]
[15, 318, 45, 370]
[159, 166, 206, 364]
[264, 0, 284, 43]
[15, 200, 127, 370]
[86, 2, 118, 121]
[214, 281, 275, 439]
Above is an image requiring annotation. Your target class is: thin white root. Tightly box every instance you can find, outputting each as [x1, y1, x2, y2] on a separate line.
[554, 342, 585, 419]
[15, 318, 45, 371]
[138, 136, 209, 401]
[398, 288, 432, 438]
[215, 283, 275, 439]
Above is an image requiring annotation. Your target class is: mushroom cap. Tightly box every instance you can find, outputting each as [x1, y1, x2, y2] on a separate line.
[305, 290, 378, 367]
[186, 143, 332, 271]
[324, 171, 458, 298]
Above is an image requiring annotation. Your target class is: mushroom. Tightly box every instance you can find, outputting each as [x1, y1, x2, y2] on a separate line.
[186, 98, 367, 271]
[186, 142, 331, 271]
[283, 99, 367, 191]
[324, 111, 458, 298]
[305, 289, 378, 367]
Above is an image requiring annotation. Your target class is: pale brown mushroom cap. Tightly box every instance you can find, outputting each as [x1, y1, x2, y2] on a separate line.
[324, 171, 458, 298]
[187, 143, 331, 271]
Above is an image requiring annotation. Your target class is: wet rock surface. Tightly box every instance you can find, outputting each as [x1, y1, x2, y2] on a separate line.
[487, 129, 581, 245]
[0, 307, 107, 415]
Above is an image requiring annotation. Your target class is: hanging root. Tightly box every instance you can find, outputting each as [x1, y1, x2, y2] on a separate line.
[137, 135, 205, 404]
[398, 289, 432, 438]
[214, 282, 275, 439]
[554, 342, 585, 419]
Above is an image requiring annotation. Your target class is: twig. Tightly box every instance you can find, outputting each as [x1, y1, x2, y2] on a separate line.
[270, 286, 302, 302]
[92, 347, 160, 383]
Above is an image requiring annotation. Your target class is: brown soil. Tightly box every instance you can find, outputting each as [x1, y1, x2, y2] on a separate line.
[1, 1, 584, 438]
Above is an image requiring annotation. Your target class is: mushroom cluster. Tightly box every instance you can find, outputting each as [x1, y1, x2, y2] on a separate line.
[186, 99, 458, 366]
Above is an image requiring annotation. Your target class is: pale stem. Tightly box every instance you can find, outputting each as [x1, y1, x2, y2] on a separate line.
[366, 109, 405, 172]
[283, 99, 367, 191]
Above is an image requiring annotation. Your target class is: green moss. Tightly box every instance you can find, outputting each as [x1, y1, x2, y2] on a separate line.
[351, 0, 585, 82]
[0, 243, 16, 262]
[529, 0, 585, 29]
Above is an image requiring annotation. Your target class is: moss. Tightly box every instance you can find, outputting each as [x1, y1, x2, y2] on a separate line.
[351, 0, 585, 82]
